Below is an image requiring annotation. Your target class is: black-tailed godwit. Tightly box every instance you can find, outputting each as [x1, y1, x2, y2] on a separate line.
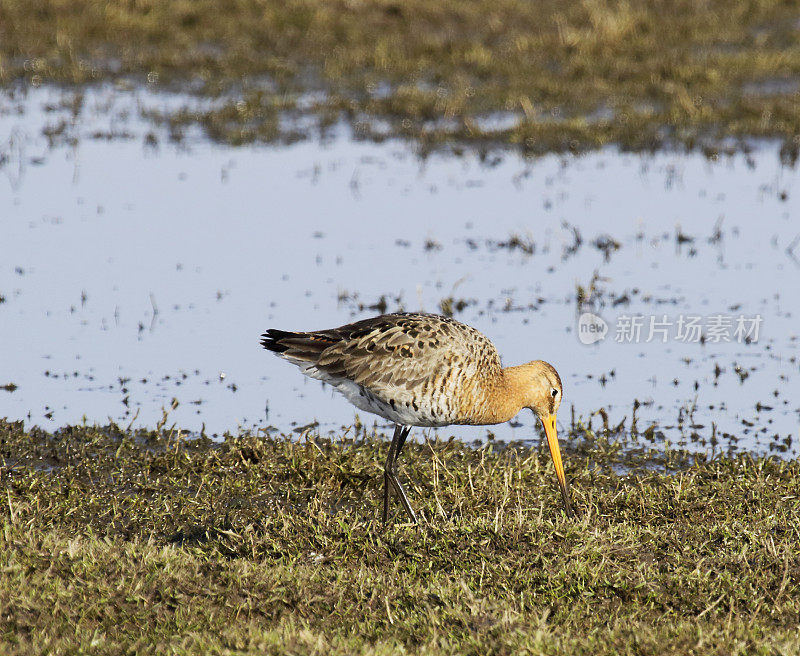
[261, 312, 572, 523]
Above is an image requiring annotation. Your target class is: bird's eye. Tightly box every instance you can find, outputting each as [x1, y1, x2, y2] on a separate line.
[551, 388, 559, 398]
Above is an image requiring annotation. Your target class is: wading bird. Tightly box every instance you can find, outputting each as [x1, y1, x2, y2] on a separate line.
[261, 313, 572, 523]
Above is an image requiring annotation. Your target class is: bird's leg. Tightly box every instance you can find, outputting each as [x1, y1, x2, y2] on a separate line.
[390, 426, 417, 523]
[394, 425, 410, 460]
[392, 426, 417, 521]
[383, 425, 417, 524]
[382, 425, 400, 523]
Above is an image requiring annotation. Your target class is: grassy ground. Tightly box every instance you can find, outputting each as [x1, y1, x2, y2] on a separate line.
[1, 419, 798, 654]
[2, 0, 800, 155]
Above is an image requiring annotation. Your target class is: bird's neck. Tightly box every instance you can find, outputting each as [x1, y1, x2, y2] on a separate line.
[465, 366, 528, 425]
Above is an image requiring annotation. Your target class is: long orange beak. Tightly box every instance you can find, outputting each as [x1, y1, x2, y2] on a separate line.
[541, 413, 574, 517]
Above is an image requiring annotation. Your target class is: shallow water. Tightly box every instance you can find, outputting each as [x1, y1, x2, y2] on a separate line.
[1, 86, 798, 455]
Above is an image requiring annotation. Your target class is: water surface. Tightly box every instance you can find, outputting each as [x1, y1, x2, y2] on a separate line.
[1, 87, 798, 455]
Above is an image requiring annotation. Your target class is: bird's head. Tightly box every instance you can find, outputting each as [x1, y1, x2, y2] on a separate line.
[518, 359, 562, 419]
[515, 360, 572, 517]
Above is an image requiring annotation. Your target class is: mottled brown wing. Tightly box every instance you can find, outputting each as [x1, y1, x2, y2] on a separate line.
[312, 313, 502, 393]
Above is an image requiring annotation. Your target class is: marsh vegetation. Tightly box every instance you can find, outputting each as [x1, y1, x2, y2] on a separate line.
[1, 420, 798, 654]
[2, 0, 800, 153]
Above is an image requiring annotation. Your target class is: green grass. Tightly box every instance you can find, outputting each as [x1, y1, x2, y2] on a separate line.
[2, 0, 800, 155]
[1, 419, 798, 654]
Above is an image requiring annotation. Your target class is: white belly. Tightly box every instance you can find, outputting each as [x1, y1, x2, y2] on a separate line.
[291, 361, 454, 427]
[332, 378, 450, 427]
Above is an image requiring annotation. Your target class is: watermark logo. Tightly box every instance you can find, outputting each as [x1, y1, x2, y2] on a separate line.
[577, 312, 609, 345]
[577, 313, 762, 344]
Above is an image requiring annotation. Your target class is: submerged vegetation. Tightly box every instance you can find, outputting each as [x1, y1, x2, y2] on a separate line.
[1, 419, 798, 654]
[2, 0, 800, 154]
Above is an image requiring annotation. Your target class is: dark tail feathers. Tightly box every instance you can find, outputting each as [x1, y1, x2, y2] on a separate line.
[260, 328, 297, 354]
[260, 328, 340, 361]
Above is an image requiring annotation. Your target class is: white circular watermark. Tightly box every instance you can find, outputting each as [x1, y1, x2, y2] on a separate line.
[577, 312, 609, 345]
